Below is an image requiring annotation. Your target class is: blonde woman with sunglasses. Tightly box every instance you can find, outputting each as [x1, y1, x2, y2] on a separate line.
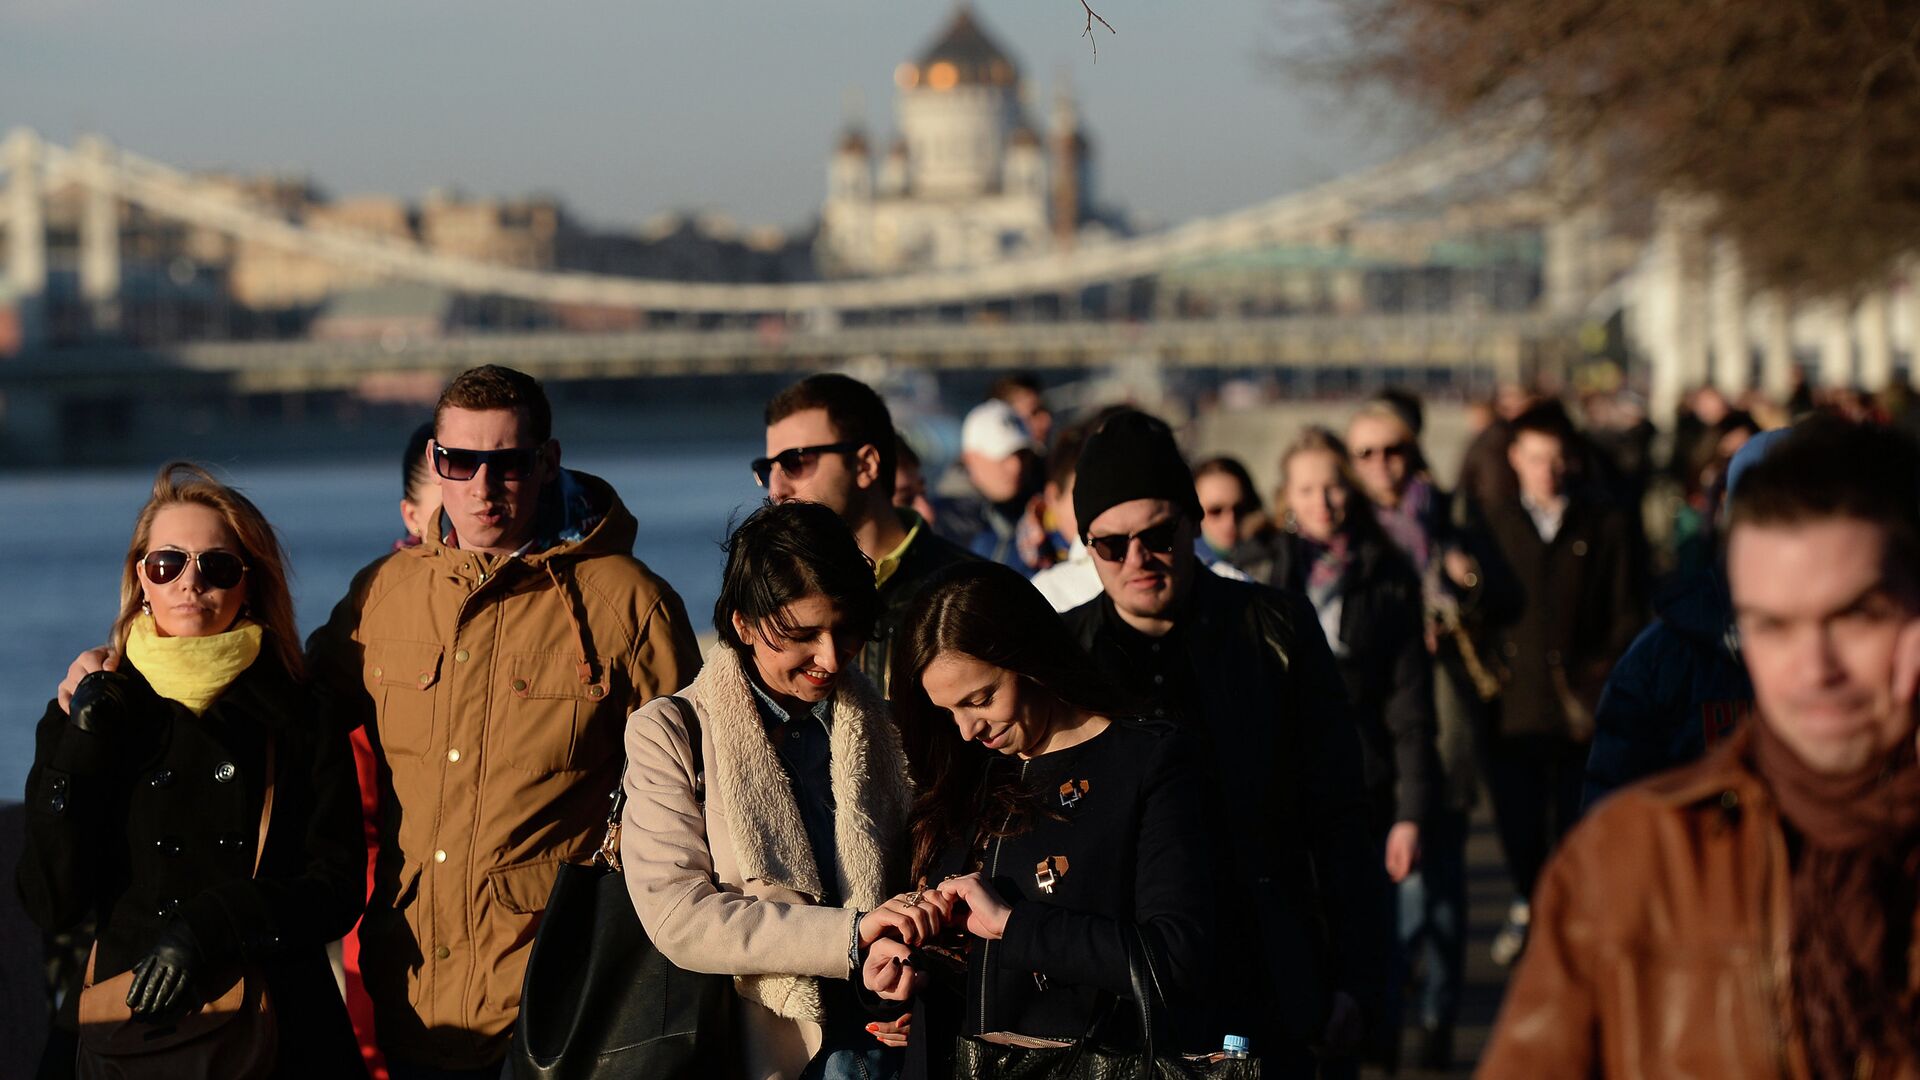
[20, 461, 368, 1079]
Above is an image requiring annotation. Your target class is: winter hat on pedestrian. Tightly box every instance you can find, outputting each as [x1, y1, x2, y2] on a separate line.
[1725, 426, 1793, 497]
[961, 399, 1035, 460]
[1071, 410, 1203, 537]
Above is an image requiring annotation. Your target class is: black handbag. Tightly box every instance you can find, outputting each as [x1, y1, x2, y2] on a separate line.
[510, 697, 738, 1080]
[954, 926, 1260, 1080]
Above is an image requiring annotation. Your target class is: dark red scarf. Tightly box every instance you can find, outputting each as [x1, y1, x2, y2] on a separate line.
[1750, 719, 1920, 1076]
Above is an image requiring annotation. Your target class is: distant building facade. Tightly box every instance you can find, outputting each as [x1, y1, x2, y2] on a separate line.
[817, 6, 1106, 277]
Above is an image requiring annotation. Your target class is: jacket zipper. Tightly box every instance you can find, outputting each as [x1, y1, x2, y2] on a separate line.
[978, 760, 1027, 1034]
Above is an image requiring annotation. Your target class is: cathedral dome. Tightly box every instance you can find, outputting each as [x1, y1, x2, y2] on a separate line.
[896, 6, 1017, 91]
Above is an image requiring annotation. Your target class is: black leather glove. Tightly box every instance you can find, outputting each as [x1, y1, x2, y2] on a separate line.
[126, 919, 203, 1019]
[68, 670, 134, 738]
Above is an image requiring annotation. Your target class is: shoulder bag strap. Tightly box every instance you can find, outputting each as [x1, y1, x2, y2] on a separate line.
[595, 696, 703, 871]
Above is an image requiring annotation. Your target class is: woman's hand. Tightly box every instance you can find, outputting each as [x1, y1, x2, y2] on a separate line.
[866, 1012, 911, 1048]
[860, 889, 952, 948]
[1384, 821, 1421, 883]
[58, 647, 119, 714]
[934, 873, 1012, 941]
[862, 938, 924, 1003]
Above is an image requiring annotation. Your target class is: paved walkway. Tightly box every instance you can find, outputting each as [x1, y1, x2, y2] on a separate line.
[1366, 808, 1514, 1079]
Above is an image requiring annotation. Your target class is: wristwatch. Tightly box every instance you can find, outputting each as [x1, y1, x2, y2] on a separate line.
[847, 910, 864, 975]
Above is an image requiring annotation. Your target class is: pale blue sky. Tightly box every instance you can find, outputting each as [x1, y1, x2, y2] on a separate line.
[2, 0, 1414, 233]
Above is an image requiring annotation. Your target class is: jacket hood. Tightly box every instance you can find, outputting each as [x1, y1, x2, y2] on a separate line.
[418, 468, 638, 565]
[1653, 568, 1737, 652]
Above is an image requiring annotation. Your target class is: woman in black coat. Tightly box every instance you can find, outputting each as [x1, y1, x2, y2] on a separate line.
[866, 561, 1215, 1078]
[19, 462, 367, 1079]
[1235, 428, 1440, 883]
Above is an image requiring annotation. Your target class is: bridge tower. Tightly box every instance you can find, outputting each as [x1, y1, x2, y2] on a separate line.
[76, 134, 122, 331]
[3, 127, 47, 350]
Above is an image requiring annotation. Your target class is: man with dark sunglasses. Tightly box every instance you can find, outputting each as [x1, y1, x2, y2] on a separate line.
[307, 365, 702, 1079]
[1059, 410, 1385, 1079]
[761, 373, 972, 693]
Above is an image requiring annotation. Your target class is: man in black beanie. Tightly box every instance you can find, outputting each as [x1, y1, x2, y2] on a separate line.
[1061, 410, 1386, 1079]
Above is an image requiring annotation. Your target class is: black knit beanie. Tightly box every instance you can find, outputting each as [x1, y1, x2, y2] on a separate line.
[1071, 410, 1203, 537]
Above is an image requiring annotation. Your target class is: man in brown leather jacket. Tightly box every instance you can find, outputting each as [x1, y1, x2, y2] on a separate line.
[1482, 419, 1920, 1079]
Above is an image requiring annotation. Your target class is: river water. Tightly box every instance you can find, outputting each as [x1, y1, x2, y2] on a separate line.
[0, 445, 764, 800]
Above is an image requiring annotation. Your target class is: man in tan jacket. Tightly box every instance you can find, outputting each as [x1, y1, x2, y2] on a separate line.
[309, 365, 702, 1077]
[1481, 419, 1920, 1079]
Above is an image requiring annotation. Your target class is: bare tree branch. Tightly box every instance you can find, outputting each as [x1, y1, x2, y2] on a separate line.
[1080, 0, 1115, 58]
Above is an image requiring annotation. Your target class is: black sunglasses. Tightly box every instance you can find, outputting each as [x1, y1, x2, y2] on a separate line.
[1085, 520, 1181, 563]
[140, 548, 248, 590]
[751, 442, 863, 487]
[1353, 443, 1412, 462]
[433, 443, 543, 482]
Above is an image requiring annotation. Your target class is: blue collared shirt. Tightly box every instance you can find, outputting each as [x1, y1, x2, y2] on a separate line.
[746, 676, 841, 907]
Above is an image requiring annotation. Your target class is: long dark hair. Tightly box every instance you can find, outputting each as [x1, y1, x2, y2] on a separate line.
[889, 560, 1138, 882]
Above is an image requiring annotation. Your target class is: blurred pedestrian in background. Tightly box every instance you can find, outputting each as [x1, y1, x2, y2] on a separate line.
[934, 399, 1044, 574]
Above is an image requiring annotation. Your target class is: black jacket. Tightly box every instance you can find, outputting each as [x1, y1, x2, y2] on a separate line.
[1481, 494, 1645, 740]
[860, 513, 976, 695]
[905, 721, 1214, 1079]
[17, 655, 368, 1078]
[1581, 568, 1753, 811]
[1062, 573, 1387, 1054]
[1237, 530, 1439, 827]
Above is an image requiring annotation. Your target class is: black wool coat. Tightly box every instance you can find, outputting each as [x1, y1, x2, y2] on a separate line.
[17, 653, 368, 1079]
[1238, 529, 1440, 829]
[1062, 572, 1388, 1056]
[902, 721, 1215, 1080]
[1481, 494, 1646, 741]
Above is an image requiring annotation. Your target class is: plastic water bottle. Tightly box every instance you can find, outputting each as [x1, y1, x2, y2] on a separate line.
[1221, 1035, 1251, 1060]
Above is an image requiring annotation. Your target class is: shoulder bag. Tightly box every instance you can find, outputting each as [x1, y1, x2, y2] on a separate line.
[76, 738, 278, 1080]
[955, 924, 1260, 1080]
[510, 696, 738, 1080]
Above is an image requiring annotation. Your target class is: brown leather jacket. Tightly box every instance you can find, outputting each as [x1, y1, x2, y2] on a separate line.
[1481, 724, 1920, 1080]
[308, 471, 702, 1069]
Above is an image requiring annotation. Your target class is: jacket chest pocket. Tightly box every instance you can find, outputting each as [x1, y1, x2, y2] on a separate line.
[367, 640, 443, 758]
[492, 652, 616, 775]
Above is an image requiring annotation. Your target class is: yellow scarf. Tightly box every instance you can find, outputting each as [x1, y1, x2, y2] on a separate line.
[125, 613, 263, 716]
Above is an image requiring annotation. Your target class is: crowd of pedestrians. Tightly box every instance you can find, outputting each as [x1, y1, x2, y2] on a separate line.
[18, 361, 1920, 1079]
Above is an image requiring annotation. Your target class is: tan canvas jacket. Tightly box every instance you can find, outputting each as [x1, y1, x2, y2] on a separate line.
[1481, 724, 1920, 1080]
[308, 471, 702, 1069]
[622, 643, 912, 1080]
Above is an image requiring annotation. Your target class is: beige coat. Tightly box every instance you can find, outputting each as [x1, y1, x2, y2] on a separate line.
[307, 472, 703, 1069]
[622, 643, 913, 1080]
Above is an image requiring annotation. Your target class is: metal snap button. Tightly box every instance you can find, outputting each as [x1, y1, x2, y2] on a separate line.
[447, 748, 461, 763]
[1572, 540, 1589, 557]
[433, 945, 451, 960]
[511, 678, 529, 693]
[587, 685, 605, 699]
[417, 671, 433, 686]
[434, 849, 447, 863]
[214, 762, 237, 783]
[454, 649, 470, 663]
[371, 667, 383, 679]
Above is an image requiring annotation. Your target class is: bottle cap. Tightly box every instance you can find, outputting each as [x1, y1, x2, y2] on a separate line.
[1223, 1035, 1250, 1055]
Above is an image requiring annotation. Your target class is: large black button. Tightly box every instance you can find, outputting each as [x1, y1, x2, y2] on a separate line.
[155, 898, 180, 918]
[148, 769, 174, 788]
[215, 832, 249, 853]
[213, 762, 238, 783]
[154, 837, 183, 857]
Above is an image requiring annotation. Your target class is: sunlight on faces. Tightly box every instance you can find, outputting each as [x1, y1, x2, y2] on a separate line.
[1086, 498, 1195, 624]
[434, 406, 556, 556]
[764, 408, 869, 515]
[730, 593, 856, 708]
[1347, 413, 1414, 508]
[1195, 472, 1249, 554]
[962, 450, 1028, 505]
[141, 504, 248, 639]
[1508, 430, 1567, 504]
[1730, 518, 1919, 774]
[1283, 449, 1350, 544]
[921, 651, 1052, 757]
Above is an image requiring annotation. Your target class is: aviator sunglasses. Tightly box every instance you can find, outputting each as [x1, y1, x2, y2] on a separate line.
[139, 548, 249, 590]
[751, 442, 863, 487]
[433, 443, 543, 482]
[1085, 520, 1181, 563]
